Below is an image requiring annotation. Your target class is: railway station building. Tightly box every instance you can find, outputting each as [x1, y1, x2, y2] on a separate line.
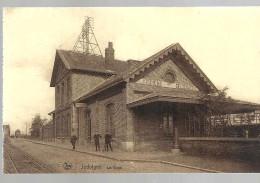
[48, 42, 260, 152]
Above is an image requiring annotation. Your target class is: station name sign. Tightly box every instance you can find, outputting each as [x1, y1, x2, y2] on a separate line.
[136, 78, 198, 91]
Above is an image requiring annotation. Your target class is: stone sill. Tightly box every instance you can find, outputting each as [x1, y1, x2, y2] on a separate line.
[57, 137, 71, 139]
[179, 137, 260, 142]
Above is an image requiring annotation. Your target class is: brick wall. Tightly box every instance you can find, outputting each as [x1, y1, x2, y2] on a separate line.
[126, 58, 204, 104]
[55, 108, 72, 143]
[42, 123, 54, 142]
[77, 86, 127, 148]
[135, 139, 173, 152]
[179, 137, 260, 160]
[54, 70, 108, 145]
[140, 59, 198, 90]
[55, 75, 73, 110]
[71, 71, 107, 101]
[134, 104, 163, 142]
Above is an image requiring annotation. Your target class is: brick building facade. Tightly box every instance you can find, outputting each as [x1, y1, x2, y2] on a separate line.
[49, 42, 260, 151]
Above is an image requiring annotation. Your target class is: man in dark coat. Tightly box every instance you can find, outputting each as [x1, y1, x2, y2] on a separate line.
[93, 131, 102, 151]
[70, 135, 77, 150]
[105, 131, 113, 152]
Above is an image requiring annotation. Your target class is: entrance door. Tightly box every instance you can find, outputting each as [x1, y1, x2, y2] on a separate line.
[162, 103, 177, 137]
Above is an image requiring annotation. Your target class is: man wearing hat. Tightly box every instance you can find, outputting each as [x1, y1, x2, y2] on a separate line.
[105, 131, 113, 152]
[93, 131, 102, 151]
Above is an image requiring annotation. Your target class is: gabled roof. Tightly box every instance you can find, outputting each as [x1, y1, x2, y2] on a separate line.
[123, 43, 218, 92]
[50, 50, 131, 87]
[77, 43, 218, 102]
[57, 50, 108, 72]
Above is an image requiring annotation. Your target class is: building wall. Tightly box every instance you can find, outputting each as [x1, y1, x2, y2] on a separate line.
[55, 75, 72, 110]
[126, 58, 205, 104]
[15, 131, 21, 137]
[71, 71, 107, 101]
[54, 65, 108, 144]
[55, 108, 72, 144]
[3, 125, 10, 137]
[41, 123, 54, 142]
[139, 59, 199, 90]
[124, 58, 206, 151]
[180, 137, 260, 160]
[134, 104, 163, 142]
[77, 86, 127, 148]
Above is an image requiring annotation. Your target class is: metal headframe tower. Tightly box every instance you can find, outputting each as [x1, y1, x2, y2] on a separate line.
[73, 17, 103, 56]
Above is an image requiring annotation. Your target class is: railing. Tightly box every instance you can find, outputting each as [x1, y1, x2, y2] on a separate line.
[179, 113, 260, 138]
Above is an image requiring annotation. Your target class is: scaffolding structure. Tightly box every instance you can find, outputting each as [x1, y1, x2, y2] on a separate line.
[73, 17, 103, 56]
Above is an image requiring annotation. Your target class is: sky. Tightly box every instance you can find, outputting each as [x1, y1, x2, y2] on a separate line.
[3, 7, 260, 134]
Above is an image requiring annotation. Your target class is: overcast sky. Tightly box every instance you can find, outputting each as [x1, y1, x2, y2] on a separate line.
[3, 7, 260, 134]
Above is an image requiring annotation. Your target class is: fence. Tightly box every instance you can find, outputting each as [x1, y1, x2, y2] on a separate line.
[40, 122, 54, 141]
[179, 112, 260, 138]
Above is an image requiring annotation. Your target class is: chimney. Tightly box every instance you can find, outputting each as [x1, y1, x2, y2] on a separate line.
[105, 42, 115, 69]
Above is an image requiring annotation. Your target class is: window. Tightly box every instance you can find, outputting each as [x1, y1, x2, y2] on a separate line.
[63, 116, 68, 137]
[67, 77, 71, 98]
[164, 71, 176, 84]
[56, 117, 60, 137]
[67, 114, 71, 137]
[61, 116, 65, 137]
[105, 103, 115, 137]
[57, 85, 60, 104]
[84, 110, 91, 140]
[61, 82, 64, 105]
[163, 113, 174, 135]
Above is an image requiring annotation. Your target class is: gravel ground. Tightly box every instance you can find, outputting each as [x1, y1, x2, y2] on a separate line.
[9, 139, 203, 173]
[21, 138, 260, 173]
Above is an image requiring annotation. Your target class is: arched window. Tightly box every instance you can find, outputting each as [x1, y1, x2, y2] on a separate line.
[56, 117, 60, 137]
[63, 116, 68, 137]
[84, 110, 91, 141]
[105, 103, 115, 137]
[67, 114, 71, 137]
[61, 82, 64, 105]
[61, 116, 65, 137]
[163, 113, 174, 135]
[57, 85, 60, 104]
[67, 77, 71, 98]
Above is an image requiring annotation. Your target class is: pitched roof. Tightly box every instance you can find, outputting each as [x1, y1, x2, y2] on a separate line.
[76, 43, 218, 102]
[50, 50, 133, 87]
[57, 50, 112, 73]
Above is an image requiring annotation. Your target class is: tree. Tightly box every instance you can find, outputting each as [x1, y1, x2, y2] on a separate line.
[195, 86, 236, 137]
[30, 114, 47, 137]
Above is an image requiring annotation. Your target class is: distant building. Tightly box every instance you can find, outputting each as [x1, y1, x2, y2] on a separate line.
[48, 40, 260, 151]
[15, 129, 21, 138]
[40, 120, 54, 142]
[3, 125, 10, 137]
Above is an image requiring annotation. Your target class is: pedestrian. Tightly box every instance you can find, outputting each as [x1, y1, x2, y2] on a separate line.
[245, 129, 249, 138]
[70, 135, 77, 150]
[93, 131, 102, 151]
[105, 131, 113, 152]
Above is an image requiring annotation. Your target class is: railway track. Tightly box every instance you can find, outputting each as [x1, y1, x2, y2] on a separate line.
[3, 143, 50, 174]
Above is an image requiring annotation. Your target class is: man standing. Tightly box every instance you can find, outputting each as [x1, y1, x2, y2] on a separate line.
[93, 131, 102, 151]
[70, 135, 77, 150]
[105, 131, 113, 152]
